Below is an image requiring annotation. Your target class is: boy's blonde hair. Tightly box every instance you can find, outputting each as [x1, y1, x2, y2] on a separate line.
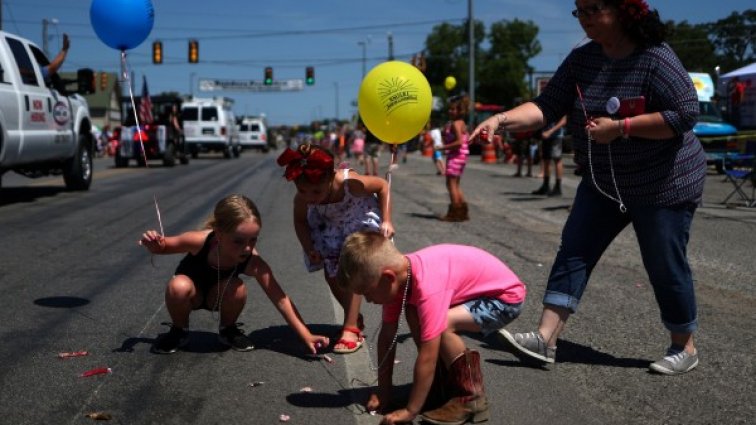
[204, 194, 261, 233]
[337, 231, 403, 293]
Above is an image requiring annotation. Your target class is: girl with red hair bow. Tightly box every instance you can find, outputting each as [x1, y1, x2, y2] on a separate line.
[277, 144, 394, 354]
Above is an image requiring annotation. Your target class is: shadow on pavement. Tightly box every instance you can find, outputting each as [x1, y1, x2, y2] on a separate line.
[248, 324, 342, 359]
[0, 186, 67, 207]
[34, 296, 90, 308]
[286, 383, 412, 411]
[483, 338, 650, 369]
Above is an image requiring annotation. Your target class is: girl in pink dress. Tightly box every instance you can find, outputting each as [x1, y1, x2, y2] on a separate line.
[436, 95, 470, 221]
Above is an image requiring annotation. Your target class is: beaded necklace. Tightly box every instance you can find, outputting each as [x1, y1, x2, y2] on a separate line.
[368, 257, 412, 373]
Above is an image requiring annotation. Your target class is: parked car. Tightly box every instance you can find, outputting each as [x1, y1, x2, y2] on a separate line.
[237, 116, 269, 152]
[181, 97, 239, 159]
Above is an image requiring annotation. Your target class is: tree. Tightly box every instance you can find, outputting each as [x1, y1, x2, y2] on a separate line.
[478, 19, 541, 106]
[666, 20, 718, 73]
[708, 10, 755, 73]
[423, 18, 539, 113]
[423, 20, 486, 99]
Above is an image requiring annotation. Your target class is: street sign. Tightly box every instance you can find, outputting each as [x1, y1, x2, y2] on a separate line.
[198, 79, 304, 92]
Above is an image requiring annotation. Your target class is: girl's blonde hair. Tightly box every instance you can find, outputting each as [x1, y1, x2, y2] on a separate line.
[337, 231, 403, 293]
[204, 194, 261, 233]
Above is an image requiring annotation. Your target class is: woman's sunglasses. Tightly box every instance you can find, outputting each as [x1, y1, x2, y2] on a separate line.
[571, 4, 608, 18]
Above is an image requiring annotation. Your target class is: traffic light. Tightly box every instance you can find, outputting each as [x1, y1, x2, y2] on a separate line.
[305, 66, 314, 85]
[188, 39, 199, 63]
[264, 67, 273, 85]
[152, 41, 163, 64]
[99, 72, 108, 91]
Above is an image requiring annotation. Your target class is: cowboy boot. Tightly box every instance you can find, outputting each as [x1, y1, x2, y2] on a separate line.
[440, 204, 461, 222]
[421, 350, 490, 425]
[458, 202, 469, 221]
[532, 177, 550, 195]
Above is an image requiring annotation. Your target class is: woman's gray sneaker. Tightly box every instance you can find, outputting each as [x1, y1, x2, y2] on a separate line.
[649, 347, 698, 375]
[496, 330, 555, 364]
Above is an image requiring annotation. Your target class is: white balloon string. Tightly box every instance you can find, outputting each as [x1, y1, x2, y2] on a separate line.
[383, 145, 398, 239]
[121, 50, 165, 236]
[121, 52, 150, 168]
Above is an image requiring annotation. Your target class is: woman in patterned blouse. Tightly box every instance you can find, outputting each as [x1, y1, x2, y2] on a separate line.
[472, 0, 705, 376]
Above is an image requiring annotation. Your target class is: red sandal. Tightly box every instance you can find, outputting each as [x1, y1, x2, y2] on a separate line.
[333, 326, 364, 354]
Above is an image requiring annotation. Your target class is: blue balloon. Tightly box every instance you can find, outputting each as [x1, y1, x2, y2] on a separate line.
[90, 0, 154, 51]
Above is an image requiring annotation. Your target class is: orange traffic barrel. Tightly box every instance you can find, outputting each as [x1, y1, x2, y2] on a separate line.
[481, 141, 497, 164]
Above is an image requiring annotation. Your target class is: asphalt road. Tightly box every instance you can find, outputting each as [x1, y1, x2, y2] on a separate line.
[0, 149, 753, 424]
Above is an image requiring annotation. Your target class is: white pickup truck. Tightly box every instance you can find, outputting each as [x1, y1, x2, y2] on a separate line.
[0, 31, 95, 190]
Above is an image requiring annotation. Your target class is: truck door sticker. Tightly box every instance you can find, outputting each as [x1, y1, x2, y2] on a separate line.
[53, 101, 70, 125]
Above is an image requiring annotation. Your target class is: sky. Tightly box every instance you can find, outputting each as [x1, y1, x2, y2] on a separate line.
[2, 0, 753, 126]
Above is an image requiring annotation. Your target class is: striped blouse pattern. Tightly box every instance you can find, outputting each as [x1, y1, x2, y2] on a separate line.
[534, 41, 707, 207]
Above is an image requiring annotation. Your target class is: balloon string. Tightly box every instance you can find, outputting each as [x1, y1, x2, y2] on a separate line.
[121, 50, 165, 237]
[383, 145, 398, 239]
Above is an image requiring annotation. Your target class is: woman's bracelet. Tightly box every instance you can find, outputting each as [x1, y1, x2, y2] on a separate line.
[495, 113, 507, 127]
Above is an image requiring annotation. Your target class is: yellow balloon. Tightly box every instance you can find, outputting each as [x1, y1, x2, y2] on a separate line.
[358, 61, 432, 144]
[444, 76, 457, 91]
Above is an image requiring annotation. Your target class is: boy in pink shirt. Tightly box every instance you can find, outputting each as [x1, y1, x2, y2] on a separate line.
[337, 231, 526, 425]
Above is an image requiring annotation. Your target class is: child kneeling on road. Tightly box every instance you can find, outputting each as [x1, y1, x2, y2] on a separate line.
[337, 231, 527, 425]
[139, 194, 329, 355]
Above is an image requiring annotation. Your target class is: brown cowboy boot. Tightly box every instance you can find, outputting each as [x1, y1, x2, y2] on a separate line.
[439, 203, 462, 222]
[421, 350, 489, 425]
[458, 202, 469, 221]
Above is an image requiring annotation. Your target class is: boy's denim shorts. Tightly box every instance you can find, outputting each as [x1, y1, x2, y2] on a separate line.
[463, 297, 523, 336]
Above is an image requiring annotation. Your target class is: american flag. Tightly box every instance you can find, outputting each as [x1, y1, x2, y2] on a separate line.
[138, 75, 153, 124]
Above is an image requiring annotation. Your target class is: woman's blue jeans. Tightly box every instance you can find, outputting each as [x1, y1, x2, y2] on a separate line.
[543, 182, 698, 334]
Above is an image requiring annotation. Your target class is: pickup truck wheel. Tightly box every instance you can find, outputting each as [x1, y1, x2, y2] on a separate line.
[63, 135, 93, 191]
[163, 143, 176, 167]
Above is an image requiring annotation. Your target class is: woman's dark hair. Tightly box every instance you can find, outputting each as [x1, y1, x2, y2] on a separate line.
[605, 0, 666, 47]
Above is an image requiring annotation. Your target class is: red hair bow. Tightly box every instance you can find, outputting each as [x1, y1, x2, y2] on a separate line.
[620, 0, 649, 21]
[276, 146, 334, 183]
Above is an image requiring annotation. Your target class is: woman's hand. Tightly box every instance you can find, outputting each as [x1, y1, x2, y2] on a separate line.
[586, 117, 621, 144]
[381, 408, 417, 425]
[139, 230, 165, 254]
[470, 114, 503, 143]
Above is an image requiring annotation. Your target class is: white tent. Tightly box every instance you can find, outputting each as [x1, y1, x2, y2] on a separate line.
[719, 62, 756, 129]
[720, 62, 756, 79]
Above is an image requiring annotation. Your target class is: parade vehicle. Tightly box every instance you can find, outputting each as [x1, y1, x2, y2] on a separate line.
[181, 97, 240, 159]
[237, 115, 269, 152]
[117, 94, 189, 167]
[0, 31, 95, 190]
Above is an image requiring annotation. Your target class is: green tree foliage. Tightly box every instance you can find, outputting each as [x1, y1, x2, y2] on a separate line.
[708, 10, 755, 72]
[424, 19, 539, 108]
[479, 19, 541, 105]
[666, 20, 718, 72]
[424, 20, 486, 98]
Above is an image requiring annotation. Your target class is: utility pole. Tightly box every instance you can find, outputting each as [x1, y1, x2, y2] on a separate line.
[468, 0, 476, 127]
[42, 19, 49, 57]
[334, 82, 340, 119]
[387, 32, 394, 61]
[358, 40, 368, 78]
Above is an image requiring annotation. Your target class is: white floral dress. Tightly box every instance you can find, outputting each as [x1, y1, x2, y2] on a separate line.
[305, 168, 382, 277]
